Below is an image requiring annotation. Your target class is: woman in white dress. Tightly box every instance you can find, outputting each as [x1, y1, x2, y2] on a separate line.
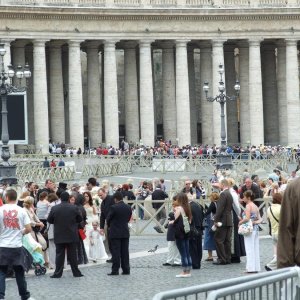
[239, 190, 262, 273]
[83, 192, 98, 259]
[89, 221, 108, 261]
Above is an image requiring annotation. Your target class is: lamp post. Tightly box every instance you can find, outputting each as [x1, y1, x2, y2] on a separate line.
[0, 43, 31, 185]
[203, 63, 240, 168]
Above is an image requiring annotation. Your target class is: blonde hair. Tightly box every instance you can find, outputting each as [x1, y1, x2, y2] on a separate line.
[20, 191, 30, 199]
[23, 196, 34, 208]
[227, 178, 235, 187]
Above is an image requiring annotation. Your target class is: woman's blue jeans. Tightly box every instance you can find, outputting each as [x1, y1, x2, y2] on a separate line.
[176, 238, 192, 272]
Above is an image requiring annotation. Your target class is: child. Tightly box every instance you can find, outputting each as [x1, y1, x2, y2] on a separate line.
[89, 221, 108, 262]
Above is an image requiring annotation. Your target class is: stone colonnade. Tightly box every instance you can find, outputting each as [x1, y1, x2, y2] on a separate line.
[3, 38, 300, 152]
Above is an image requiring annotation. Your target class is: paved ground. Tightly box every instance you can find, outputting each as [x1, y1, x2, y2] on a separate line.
[5, 236, 274, 300]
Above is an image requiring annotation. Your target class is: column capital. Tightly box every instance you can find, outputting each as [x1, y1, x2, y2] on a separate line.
[68, 40, 84, 47]
[212, 39, 226, 47]
[285, 39, 298, 46]
[139, 40, 154, 47]
[176, 39, 190, 47]
[104, 40, 118, 47]
[248, 38, 263, 47]
[33, 40, 49, 47]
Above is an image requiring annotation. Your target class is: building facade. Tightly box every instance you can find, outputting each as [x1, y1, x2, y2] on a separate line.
[0, 0, 299, 152]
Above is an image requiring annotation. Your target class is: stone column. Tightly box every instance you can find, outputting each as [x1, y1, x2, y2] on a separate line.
[2, 39, 13, 73]
[124, 42, 139, 144]
[188, 46, 197, 145]
[68, 40, 84, 149]
[286, 39, 300, 146]
[86, 41, 102, 147]
[261, 44, 278, 145]
[276, 41, 287, 145]
[199, 43, 213, 145]
[238, 41, 250, 146]
[224, 44, 239, 144]
[33, 40, 49, 153]
[49, 41, 65, 144]
[104, 40, 119, 148]
[176, 40, 191, 146]
[212, 40, 226, 146]
[161, 42, 176, 143]
[139, 40, 155, 147]
[249, 39, 264, 146]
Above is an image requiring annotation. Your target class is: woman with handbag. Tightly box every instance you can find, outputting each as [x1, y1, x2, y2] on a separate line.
[169, 192, 193, 278]
[23, 196, 48, 266]
[265, 192, 282, 271]
[239, 190, 262, 273]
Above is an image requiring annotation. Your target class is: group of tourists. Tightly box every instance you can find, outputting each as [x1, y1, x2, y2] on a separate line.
[48, 139, 300, 160]
[1, 162, 300, 298]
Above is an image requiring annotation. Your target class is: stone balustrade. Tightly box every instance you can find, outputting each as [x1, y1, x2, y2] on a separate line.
[1, 0, 299, 8]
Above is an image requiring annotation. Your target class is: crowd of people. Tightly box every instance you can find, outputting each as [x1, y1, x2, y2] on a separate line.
[48, 140, 300, 160]
[1, 162, 300, 298]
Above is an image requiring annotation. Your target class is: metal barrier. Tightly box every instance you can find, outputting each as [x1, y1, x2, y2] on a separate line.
[152, 267, 300, 300]
[16, 166, 76, 184]
[125, 197, 271, 236]
[81, 160, 132, 178]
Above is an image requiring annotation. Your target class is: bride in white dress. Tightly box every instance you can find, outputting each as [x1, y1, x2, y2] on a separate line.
[83, 192, 98, 259]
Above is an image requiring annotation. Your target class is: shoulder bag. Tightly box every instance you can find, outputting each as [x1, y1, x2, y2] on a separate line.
[181, 209, 190, 234]
[238, 219, 253, 236]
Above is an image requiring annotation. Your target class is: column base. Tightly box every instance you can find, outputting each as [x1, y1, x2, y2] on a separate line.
[0, 164, 18, 185]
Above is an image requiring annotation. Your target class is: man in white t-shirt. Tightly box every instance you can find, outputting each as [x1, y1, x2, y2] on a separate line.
[0, 189, 32, 300]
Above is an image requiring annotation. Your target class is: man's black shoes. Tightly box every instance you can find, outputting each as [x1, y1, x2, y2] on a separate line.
[107, 272, 119, 276]
[121, 272, 130, 275]
[74, 274, 84, 277]
[50, 274, 61, 278]
[106, 259, 113, 263]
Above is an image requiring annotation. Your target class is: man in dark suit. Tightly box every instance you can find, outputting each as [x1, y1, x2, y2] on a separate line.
[152, 184, 168, 233]
[106, 192, 132, 276]
[189, 200, 204, 269]
[213, 179, 233, 265]
[99, 187, 115, 262]
[47, 191, 83, 278]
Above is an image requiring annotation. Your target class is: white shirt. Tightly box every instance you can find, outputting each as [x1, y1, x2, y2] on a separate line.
[0, 204, 31, 248]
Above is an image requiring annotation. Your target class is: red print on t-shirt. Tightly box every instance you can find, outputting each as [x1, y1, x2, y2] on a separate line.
[3, 210, 20, 229]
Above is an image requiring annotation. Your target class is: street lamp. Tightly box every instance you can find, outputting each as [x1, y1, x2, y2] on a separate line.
[0, 43, 31, 185]
[203, 63, 240, 149]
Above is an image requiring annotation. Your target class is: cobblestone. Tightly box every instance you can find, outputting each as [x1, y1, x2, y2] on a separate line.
[5, 236, 273, 300]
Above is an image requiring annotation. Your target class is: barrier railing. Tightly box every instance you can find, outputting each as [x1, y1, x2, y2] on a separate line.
[125, 197, 271, 236]
[80, 160, 132, 178]
[152, 267, 300, 300]
[16, 165, 76, 184]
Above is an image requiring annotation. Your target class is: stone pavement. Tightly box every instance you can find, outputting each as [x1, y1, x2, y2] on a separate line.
[5, 236, 273, 300]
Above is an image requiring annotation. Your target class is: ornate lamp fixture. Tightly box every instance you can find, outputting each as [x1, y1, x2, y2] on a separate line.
[0, 43, 31, 184]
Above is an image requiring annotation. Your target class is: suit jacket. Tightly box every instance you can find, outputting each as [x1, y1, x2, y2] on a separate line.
[100, 195, 115, 229]
[214, 189, 233, 227]
[106, 201, 132, 239]
[47, 202, 82, 244]
[151, 189, 168, 209]
[190, 201, 204, 229]
[239, 183, 261, 199]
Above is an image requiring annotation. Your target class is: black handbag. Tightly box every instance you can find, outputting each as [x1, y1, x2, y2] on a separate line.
[32, 226, 40, 233]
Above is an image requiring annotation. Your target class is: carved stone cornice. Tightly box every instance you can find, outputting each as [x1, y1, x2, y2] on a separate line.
[2, 7, 300, 22]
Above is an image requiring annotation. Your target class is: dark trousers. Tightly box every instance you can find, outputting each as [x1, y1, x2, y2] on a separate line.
[214, 226, 232, 264]
[0, 265, 30, 300]
[189, 234, 203, 269]
[110, 238, 130, 274]
[54, 243, 82, 277]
